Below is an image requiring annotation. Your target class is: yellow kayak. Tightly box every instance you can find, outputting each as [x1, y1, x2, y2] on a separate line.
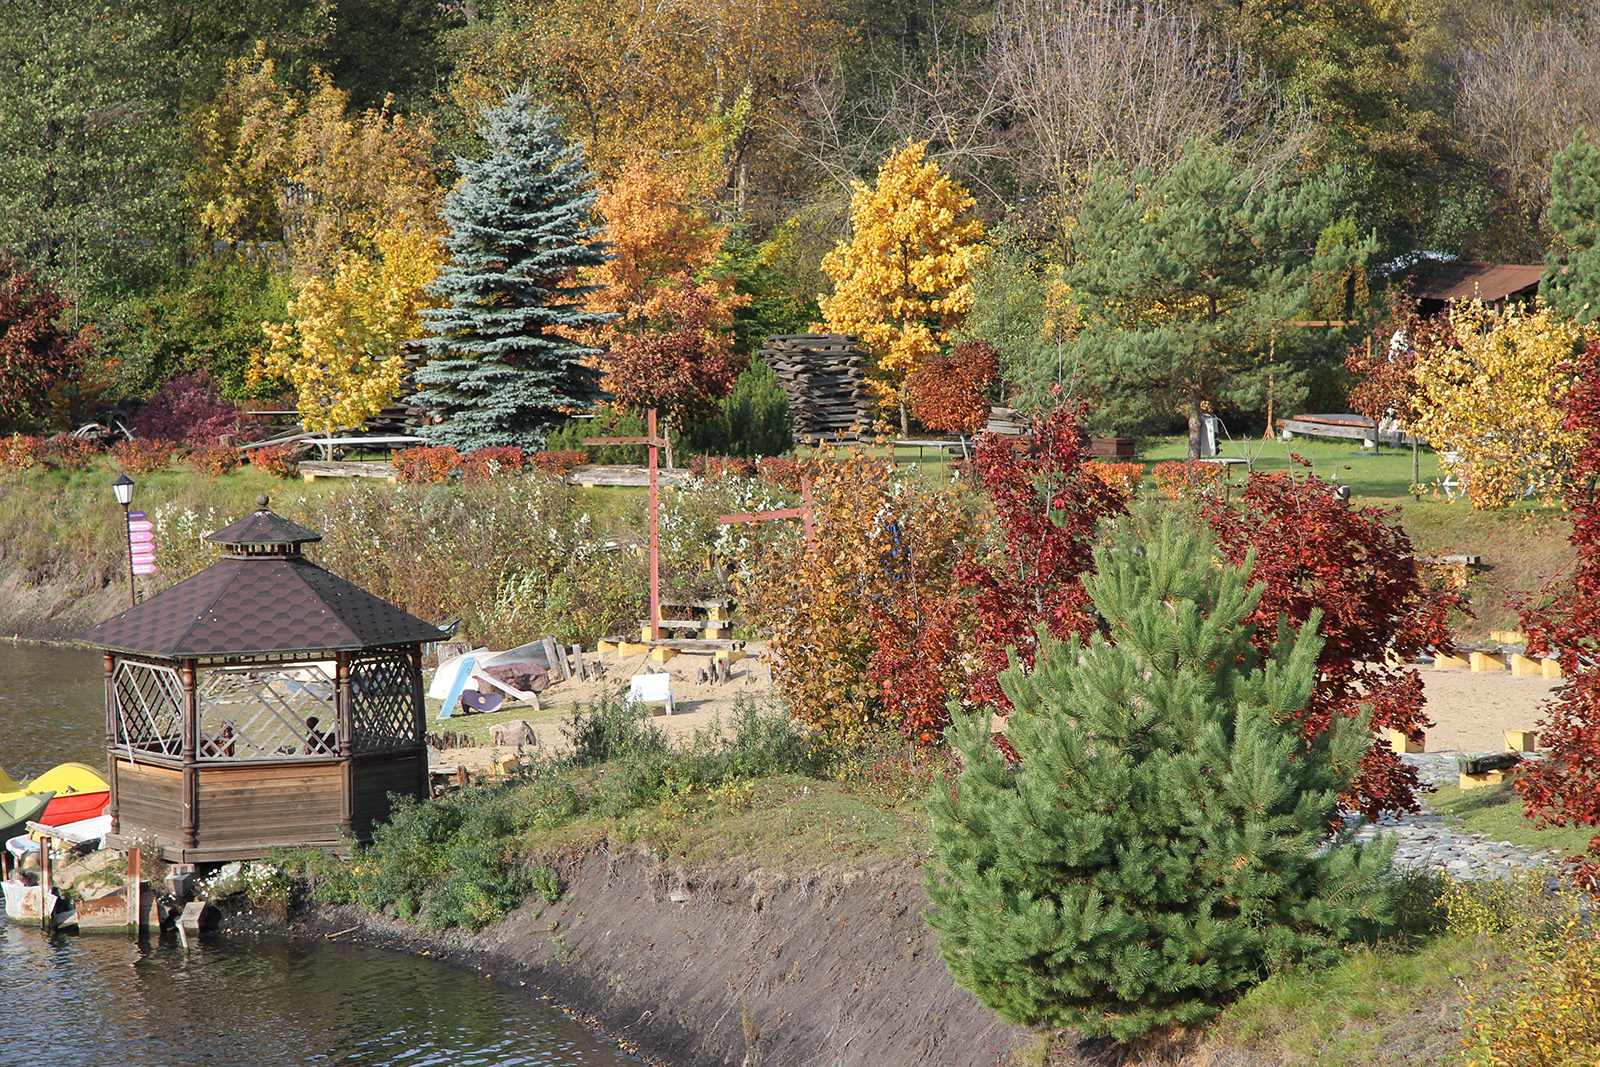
[0, 761, 107, 805]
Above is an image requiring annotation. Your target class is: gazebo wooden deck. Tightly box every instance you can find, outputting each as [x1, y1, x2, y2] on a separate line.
[78, 498, 446, 862]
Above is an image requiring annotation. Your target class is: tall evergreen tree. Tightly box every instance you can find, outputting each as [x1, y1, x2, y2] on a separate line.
[925, 523, 1397, 1040]
[1064, 145, 1370, 457]
[415, 93, 610, 449]
[1542, 130, 1600, 325]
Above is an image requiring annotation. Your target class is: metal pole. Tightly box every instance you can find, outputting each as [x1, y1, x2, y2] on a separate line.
[647, 409, 661, 642]
[122, 502, 135, 607]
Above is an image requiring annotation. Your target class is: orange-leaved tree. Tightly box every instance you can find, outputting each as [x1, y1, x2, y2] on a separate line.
[820, 141, 986, 434]
[581, 151, 748, 462]
[906, 340, 998, 451]
[744, 448, 982, 741]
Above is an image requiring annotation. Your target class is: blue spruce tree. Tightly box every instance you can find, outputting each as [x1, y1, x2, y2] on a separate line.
[415, 93, 611, 449]
[926, 523, 1398, 1040]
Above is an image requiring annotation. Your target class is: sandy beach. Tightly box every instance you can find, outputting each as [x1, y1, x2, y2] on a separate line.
[430, 643, 1565, 774]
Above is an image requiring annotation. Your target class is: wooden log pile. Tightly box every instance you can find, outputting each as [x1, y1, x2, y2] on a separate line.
[985, 405, 1028, 435]
[759, 333, 876, 439]
[363, 341, 434, 435]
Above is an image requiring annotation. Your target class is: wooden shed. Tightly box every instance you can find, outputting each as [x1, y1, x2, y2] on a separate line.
[78, 498, 445, 863]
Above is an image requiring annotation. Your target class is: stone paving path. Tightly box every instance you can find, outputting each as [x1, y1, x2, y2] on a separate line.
[1346, 752, 1562, 880]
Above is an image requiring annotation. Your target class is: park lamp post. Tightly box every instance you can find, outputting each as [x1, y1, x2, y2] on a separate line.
[111, 474, 136, 607]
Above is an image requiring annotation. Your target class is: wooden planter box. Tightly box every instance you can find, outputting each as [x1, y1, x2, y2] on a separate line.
[1088, 438, 1137, 458]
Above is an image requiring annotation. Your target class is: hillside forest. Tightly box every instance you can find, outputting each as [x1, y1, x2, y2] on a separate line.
[3, 0, 1600, 446]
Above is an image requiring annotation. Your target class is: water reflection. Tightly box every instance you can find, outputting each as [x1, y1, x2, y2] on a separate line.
[0, 643, 105, 775]
[0, 925, 638, 1067]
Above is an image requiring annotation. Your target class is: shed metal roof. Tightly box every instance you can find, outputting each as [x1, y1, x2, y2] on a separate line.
[1408, 262, 1544, 304]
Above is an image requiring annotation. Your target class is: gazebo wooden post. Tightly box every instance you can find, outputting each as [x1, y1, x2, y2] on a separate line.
[410, 644, 428, 797]
[104, 652, 119, 836]
[337, 651, 355, 833]
[180, 658, 198, 849]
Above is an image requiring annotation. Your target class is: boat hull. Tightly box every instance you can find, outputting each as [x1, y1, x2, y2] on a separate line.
[38, 791, 109, 827]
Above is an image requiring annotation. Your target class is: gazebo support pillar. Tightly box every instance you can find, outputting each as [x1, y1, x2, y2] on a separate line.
[410, 645, 428, 798]
[337, 651, 354, 834]
[181, 658, 198, 848]
[104, 652, 119, 837]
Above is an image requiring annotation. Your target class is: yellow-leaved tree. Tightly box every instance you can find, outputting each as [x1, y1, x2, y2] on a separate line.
[189, 51, 442, 281]
[255, 228, 444, 433]
[1411, 299, 1593, 509]
[819, 142, 986, 433]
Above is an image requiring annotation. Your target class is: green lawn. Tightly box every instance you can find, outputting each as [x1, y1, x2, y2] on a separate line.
[1429, 780, 1598, 859]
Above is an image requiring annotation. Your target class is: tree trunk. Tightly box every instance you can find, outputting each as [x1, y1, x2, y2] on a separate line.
[1187, 385, 1204, 460]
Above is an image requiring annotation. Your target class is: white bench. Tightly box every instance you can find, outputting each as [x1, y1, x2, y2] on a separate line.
[626, 672, 676, 714]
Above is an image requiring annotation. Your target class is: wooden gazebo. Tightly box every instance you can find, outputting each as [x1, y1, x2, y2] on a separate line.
[78, 498, 444, 862]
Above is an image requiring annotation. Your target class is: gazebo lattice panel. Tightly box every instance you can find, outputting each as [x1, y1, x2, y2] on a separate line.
[197, 665, 338, 760]
[113, 660, 186, 757]
[350, 651, 421, 751]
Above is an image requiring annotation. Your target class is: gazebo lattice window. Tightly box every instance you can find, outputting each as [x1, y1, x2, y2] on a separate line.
[113, 660, 186, 757]
[197, 665, 338, 760]
[350, 649, 422, 751]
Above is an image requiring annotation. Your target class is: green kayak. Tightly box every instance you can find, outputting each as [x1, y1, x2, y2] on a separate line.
[0, 791, 55, 842]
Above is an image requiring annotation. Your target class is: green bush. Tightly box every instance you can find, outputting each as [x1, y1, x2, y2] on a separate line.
[925, 523, 1400, 1039]
[545, 405, 647, 464]
[351, 788, 530, 932]
[681, 359, 793, 458]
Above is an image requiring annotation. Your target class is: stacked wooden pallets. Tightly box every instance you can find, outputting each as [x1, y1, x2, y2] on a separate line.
[363, 341, 433, 435]
[759, 333, 876, 440]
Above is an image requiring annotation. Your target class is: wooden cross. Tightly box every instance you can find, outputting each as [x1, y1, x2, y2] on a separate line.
[719, 476, 816, 545]
[585, 408, 670, 640]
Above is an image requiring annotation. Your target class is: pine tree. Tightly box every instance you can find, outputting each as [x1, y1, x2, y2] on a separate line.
[1065, 144, 1370, 458]
[414, 93, 611, 449]
[1542, 130, 1600, 325]
[925, 523, 1398, 1040]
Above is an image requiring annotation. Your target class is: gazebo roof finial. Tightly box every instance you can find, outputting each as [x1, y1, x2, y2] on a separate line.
[204, 502, 323, 558]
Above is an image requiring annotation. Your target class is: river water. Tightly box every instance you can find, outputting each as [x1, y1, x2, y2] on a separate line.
[0, 644, 638, 1067]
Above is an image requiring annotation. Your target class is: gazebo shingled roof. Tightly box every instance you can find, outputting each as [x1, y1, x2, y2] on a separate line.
[79, 497, 443, 658]
[77, 559, 446, 658]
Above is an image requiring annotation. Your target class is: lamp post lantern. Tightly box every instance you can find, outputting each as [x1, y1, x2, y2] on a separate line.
[111, 474, 135, 606]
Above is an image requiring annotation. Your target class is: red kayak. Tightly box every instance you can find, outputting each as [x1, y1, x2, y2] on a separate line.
[38, 790, 109, 827]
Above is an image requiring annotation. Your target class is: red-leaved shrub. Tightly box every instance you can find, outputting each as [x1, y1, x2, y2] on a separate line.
[0, 435, 43, 471]
[1203, 471, 1463, 818]
[460, 446, 527, 483]
[110, 439, 174, 474]
[189, 444, 241, 477]
[131, 370, 240, 447]
[40, 436, 98, 471]
[954, 405, 1130, 709]
[1150, 460, 1227, 499]
[527, 449, 587, 478]
[250, 444, 298, 478]
[393, 446, 461, 484]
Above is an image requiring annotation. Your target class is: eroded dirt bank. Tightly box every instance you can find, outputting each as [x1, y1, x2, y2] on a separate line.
[223, 850, 1032, 1067]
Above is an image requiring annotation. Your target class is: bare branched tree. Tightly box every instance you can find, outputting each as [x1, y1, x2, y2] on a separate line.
[1452, 10, 1600, 254]
[777, 6, 1014, 225]
[987, 0, 1316, 244]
